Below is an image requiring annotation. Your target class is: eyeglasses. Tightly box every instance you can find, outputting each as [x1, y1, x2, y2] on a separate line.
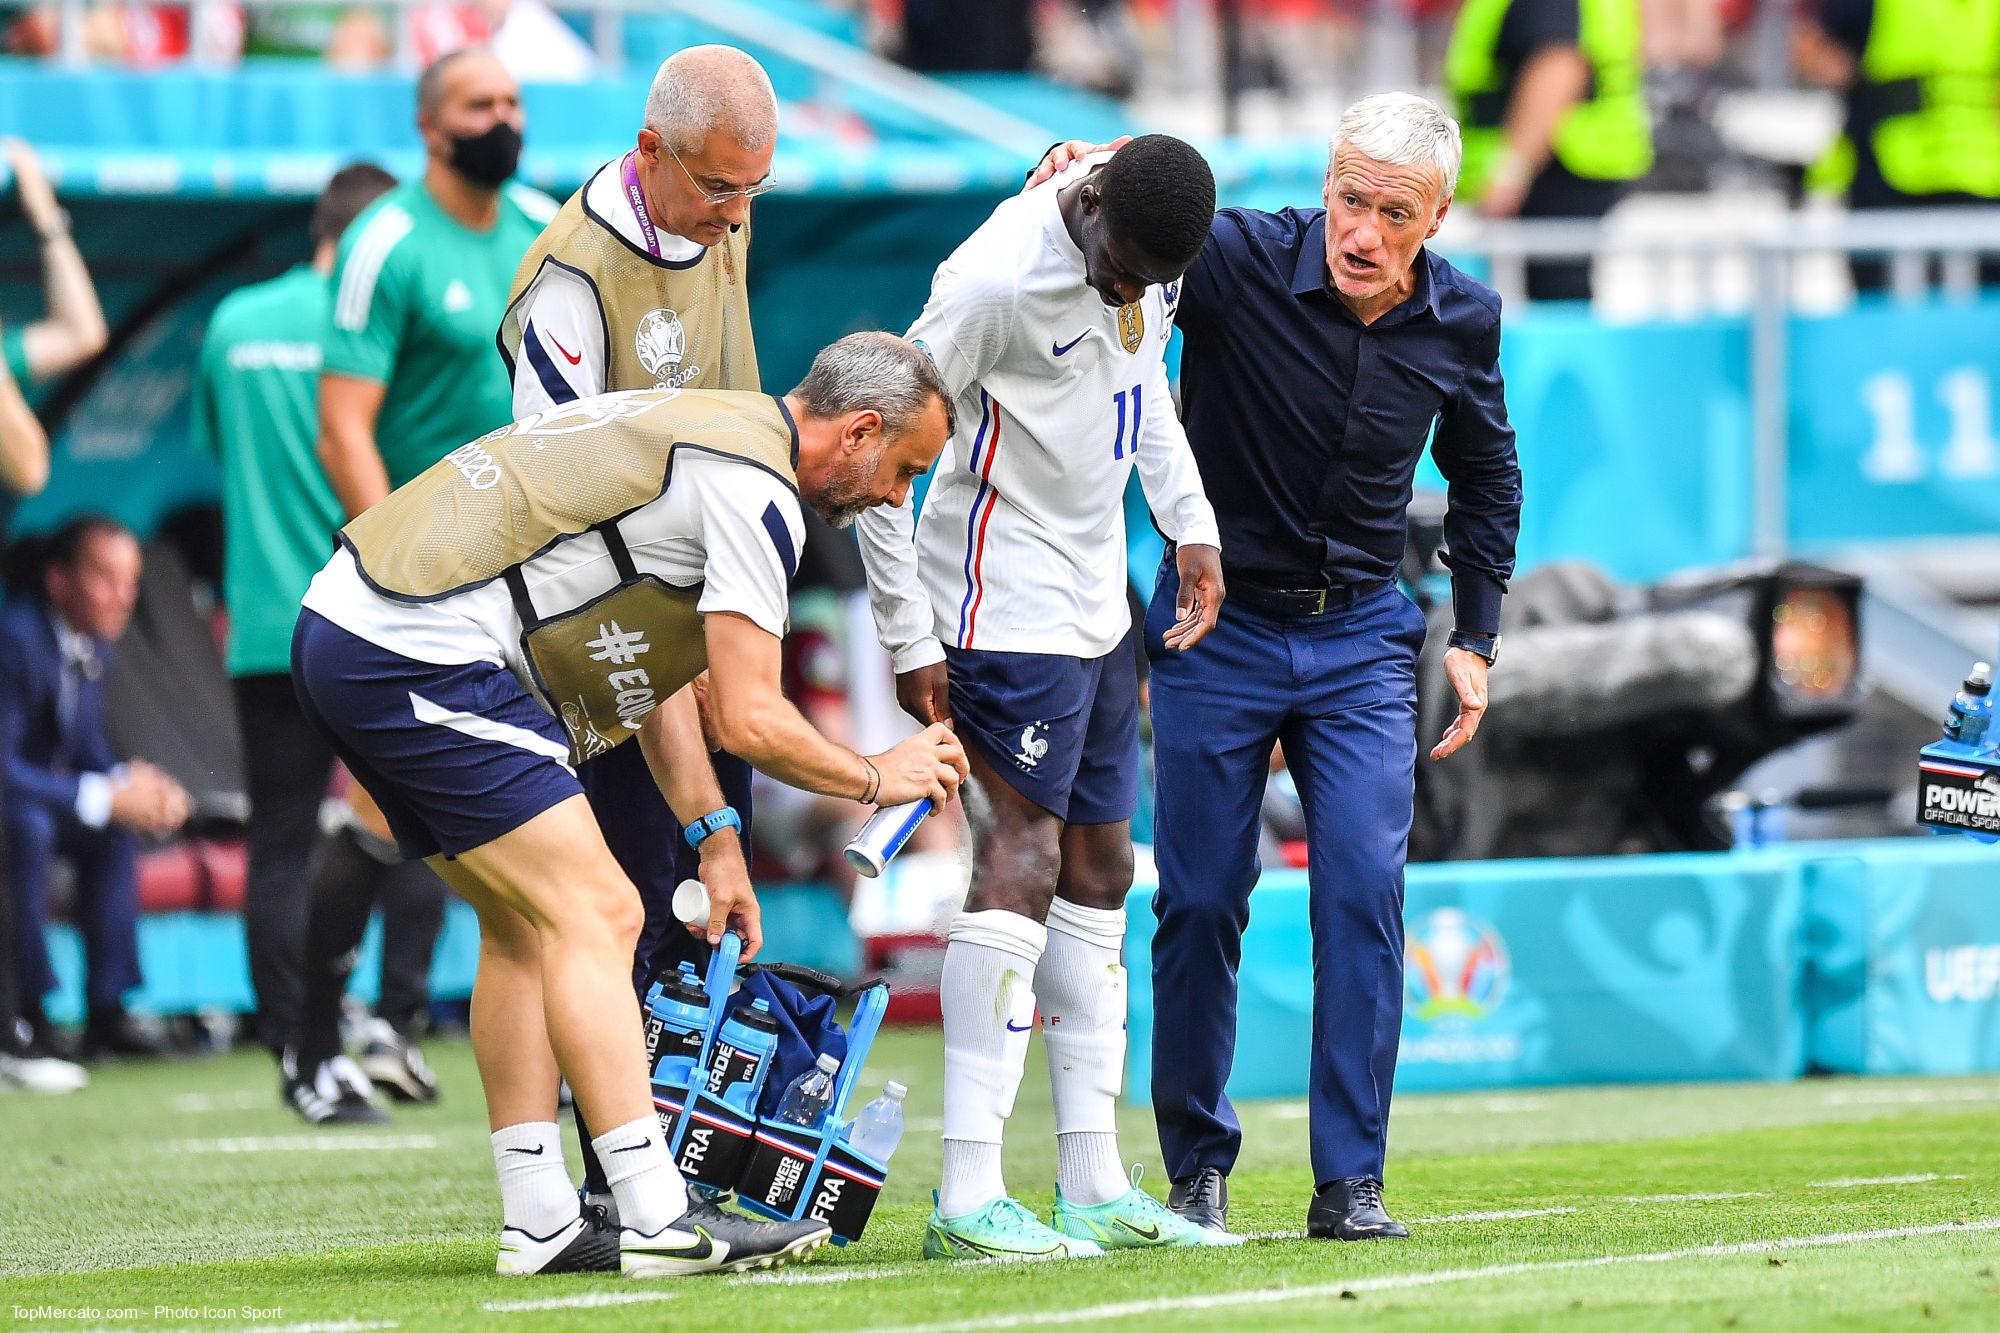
[663, 142, 777, 206]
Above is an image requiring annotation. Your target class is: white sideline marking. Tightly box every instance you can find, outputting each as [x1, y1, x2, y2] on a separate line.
[880, 1219, 2000, 1332]
[1822, 1086, 2000, 1107]
[1809, 1173, 1966, 1188]
[730, 1262, 922, 1286]
[1623, 1192, 1766, 1203]
[169, 1091, 269, 1112]
[483, 1291, 679, 1313]
[168, 1134, 438, 1154]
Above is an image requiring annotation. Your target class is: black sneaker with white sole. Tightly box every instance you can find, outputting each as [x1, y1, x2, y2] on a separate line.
[358, 1020, 439, 1104]
[281, 1051, 391, 1126]
[621, 1198, 832, 1278]
[498, 1203, 620, 1276]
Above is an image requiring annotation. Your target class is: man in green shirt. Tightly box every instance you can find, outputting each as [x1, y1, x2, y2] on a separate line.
[190, 163, 397, 1124]
[293, 48, 557, 1118]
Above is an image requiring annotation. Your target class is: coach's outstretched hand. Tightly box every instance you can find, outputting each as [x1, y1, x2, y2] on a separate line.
[871, 721, 968, 808]
[1430, 648, 1490, 761]
[896, 661, 953, 727]
[1163, 543, 1225, 651]
[1025, 135, 1132, 189]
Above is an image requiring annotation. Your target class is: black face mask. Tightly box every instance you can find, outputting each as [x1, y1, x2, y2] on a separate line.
[447, 121, 522, 188]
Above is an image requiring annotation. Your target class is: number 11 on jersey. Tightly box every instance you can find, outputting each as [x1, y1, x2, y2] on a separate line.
[1111, 382, 1144, 459]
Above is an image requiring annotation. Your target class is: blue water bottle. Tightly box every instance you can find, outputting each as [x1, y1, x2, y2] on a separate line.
[1943, 662, 1993, 749]
[646, 963, 710, 1088]
[704, 997, 780, 1116]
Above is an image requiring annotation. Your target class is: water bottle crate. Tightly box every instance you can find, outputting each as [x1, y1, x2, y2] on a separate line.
[736, 1122, 886, 1242]
[646, 931, 894, 1244]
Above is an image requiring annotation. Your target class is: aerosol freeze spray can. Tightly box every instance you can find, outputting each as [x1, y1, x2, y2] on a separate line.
[843, 800, 935, 878]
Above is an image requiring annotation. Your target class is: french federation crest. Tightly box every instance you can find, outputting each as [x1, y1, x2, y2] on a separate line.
[1116, 301, 1144, 353]
[635, 307, 702, 389]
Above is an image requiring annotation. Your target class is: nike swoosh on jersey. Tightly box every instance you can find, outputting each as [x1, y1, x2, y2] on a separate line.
[1005, 1019, 1033, 1032]
[1051, 331, 1089, 357]
[547, 332, 583, 365]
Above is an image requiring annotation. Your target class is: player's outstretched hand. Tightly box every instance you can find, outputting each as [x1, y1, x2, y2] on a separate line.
[1164, 543, 1225, 651]
[872, 722, 968, 807]
[694, 853, 764, 962]
[896, 661, 953, 726]
[1430, 647, 1490, 761]
[1025, 135, 1133, 189]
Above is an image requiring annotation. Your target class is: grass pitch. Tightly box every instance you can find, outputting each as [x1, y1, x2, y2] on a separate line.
[2, 1030, 1997, 1330]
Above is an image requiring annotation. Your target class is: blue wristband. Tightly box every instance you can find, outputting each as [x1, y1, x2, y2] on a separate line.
[683, 806, 741, 851]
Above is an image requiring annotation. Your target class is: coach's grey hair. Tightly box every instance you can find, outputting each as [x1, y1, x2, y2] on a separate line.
[644, 45, 779, 153]
[1329, 92, 1463, 200]
[793, 332, 956, 440]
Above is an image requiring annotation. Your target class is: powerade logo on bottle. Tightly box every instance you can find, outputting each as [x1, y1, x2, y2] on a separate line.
[703, 998, 779, 1117]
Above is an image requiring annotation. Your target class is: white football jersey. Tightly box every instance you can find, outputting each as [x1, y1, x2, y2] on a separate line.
[857, 157, 1220, 671]
[507, 159, 708, 414]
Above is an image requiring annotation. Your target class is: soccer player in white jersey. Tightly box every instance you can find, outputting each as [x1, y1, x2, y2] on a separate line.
[857, 134, 1239, 1260]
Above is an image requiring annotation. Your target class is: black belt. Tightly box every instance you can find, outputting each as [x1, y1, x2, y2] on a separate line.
[1229, 576, 1391, 619]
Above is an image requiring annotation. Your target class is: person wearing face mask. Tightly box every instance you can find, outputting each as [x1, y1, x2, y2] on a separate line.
[292, 47, 559, 1123]
[497, 43, 777, 1224]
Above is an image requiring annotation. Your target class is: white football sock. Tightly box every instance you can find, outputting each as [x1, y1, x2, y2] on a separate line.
[938, 909, 1047, 1217]
[491, 1122, 580, 1237]
[1039, 897, 1132, 1206]
[590, 1115, 688, 1236]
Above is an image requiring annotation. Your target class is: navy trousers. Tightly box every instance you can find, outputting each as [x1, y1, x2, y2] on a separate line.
[1146, 563, 1422, 1187]
[5, 804, 142, 1012]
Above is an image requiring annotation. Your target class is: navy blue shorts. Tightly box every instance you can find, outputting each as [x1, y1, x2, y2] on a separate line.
[291, 609, 583, 860]
[944, 632, 1140, 826]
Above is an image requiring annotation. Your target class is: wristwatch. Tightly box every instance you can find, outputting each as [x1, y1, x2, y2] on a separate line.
[1447, 630, 1501, 666]
[683, 805, 742, 851]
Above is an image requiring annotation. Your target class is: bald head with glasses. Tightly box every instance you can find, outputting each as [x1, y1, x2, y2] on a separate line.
[629, 44, 780, 249]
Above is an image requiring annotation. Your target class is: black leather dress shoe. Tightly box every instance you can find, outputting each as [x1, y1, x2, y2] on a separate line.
[81, 1008, 171, 1060]
[1167, 1166, 1229, 1233]
[1307, 1177, 1409, 1240]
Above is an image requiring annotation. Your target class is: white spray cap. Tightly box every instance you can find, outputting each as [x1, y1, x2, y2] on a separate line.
[884, 1081, 908, 1100]
[816, 1052, 841, 1074]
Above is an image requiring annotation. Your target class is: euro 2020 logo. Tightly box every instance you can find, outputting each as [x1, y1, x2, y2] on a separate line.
[1406, 908, 1511, 1023]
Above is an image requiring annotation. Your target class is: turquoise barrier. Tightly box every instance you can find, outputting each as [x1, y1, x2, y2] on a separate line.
[1804, 838, 2000, 1075]
[1126, 850, 1809, 1103]
[1126, 837, 1999, 1101]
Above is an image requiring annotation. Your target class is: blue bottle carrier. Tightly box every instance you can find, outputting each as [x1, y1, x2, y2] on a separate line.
[649, 933, 891, 1244]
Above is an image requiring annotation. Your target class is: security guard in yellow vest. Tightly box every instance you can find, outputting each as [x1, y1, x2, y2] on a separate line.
[496, 44, 780, 1218]
[1446, 0, 1654, 299]
[1798, 0, 2000, 288]
[291, 334, 967, 1277]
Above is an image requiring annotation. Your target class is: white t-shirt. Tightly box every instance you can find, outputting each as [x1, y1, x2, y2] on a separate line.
[856, 155, 1220, 670]
[508, 158, 709, 416]
[301, 448, 805, 703]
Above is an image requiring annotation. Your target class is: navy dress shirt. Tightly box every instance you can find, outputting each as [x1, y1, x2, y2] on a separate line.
[1175, 207, 1523, 635]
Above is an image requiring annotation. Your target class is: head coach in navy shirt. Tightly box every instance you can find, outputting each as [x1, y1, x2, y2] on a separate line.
[1043, 91, 1522, 1242]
